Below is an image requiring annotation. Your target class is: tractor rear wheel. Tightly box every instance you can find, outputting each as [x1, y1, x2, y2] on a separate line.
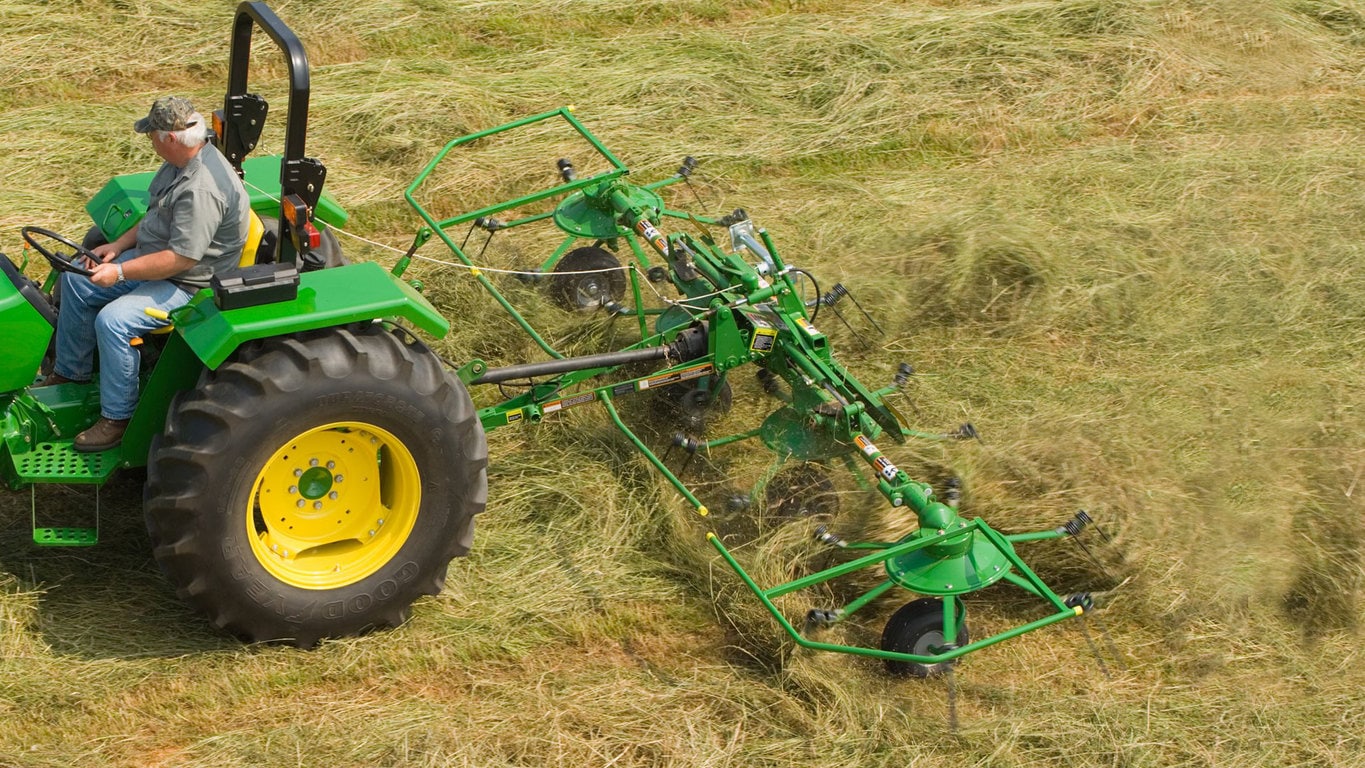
[144, 325, 487, 646]
[255, 215, 348, 269]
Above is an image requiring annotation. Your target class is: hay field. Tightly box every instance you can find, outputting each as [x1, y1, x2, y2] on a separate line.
[1, 0, 1363, 765]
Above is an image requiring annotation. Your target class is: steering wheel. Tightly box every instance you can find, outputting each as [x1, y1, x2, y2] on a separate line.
[21, 226, 99, 277]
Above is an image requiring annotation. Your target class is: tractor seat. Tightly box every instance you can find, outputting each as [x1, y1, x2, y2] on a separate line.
[237, 209, 268, 269]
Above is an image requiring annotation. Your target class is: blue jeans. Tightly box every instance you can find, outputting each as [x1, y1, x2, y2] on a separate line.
[53, 250, 193, 420]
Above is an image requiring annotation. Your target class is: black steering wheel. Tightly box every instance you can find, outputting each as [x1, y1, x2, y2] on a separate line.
[21, 226, 99, 277]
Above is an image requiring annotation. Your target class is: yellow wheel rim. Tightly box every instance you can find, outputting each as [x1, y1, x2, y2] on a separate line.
[247, 422, 420, 590]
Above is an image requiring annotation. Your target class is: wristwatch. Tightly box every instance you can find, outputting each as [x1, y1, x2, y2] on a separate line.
[115, 263, 126, 283]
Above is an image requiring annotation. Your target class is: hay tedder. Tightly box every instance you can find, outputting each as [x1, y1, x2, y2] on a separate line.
[1, 2, 1109, 672]
[399, 109, 1112, 677]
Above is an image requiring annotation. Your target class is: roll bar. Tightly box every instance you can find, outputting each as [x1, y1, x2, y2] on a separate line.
[217, 1, 326, 265]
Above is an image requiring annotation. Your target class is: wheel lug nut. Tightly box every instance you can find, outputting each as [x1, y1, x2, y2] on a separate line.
[328, 491, 338, 500]
[326, 461, 336, 470]
[294, 469, 303, 477]
[296, 500, 306, 508]
[314, 501, 323, 510]
[310, 458, 319, 467]
[335, 475, 344, 483]
[288, 485, 298, 495]
[368, 529, 376, 537]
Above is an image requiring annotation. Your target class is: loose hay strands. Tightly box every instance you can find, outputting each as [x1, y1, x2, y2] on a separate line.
[1, 0, 1364, 766]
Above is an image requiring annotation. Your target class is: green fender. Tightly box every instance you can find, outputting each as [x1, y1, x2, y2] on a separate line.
[172, 261, 449, 369]
[0, 274, 50, 394]
[116, 261, 449, 469]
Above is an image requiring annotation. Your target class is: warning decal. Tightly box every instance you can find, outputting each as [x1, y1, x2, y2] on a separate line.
[794, 317, 822, 337]
[639, 363, 714, 391]
[543, 391, 598, 414]
[874, 456, 899, 482]
[855, 435, 877, 457]
[750, 328, 777, 352]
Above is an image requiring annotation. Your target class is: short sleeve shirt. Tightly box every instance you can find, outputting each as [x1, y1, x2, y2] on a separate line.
[136, 143, 250, 289]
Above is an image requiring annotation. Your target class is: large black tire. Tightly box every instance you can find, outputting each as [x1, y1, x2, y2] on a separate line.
[881, 597, 969, 678]
[143, 325, 487, 646]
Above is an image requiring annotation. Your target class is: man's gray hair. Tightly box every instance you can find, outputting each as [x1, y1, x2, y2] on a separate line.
[157, 112, 209, 148]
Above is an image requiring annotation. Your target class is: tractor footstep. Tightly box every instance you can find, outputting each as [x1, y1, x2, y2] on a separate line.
[33, 527, 98, 546]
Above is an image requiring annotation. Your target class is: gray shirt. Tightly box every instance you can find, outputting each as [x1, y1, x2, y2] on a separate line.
[137, 143, 250, 289]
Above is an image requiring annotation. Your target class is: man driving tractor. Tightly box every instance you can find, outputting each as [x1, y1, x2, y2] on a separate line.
[42, 96, 250, 452]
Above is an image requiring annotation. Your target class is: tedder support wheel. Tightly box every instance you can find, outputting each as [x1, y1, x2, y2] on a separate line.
[881, 597, 969, 678]
[144, 325, 488, 646]
[551, 246, 626, 311]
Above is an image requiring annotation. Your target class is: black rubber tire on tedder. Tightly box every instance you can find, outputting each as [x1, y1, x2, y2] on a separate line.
[880, 597, 969, 678]
[144, 325, 487, 646]
[551, 246, 626, 311]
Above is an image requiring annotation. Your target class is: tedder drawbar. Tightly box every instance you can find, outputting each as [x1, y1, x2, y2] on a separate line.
[396, 108, 1113, 678]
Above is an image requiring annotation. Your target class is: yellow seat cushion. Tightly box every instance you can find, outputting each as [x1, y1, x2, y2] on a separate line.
[238, 209, 265, 268]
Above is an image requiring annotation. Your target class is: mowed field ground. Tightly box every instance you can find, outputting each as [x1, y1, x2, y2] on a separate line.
[1, 0, 1363, 766]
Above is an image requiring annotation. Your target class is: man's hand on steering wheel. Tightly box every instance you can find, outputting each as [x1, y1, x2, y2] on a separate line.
[85, 243, 125, 286]
[20, 226, 101, 278]
[88, 260, 123, 287]
[89, 242, 121, 265]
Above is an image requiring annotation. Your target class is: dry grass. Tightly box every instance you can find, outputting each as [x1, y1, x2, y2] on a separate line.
[2, 0, 1364, 765]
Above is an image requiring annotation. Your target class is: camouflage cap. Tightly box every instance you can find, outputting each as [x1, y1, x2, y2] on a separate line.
[133, 96, 198, 134]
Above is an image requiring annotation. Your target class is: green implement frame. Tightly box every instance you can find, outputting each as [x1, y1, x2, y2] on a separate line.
[400, 110, 1104, 673]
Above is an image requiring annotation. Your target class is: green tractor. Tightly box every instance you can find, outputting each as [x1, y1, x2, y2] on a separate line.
[0, 2, 487, 647]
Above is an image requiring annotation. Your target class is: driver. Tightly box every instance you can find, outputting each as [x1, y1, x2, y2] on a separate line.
[43, 96, 250, 452]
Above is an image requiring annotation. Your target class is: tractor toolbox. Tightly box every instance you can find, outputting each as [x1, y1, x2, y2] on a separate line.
[210, 262, 300, 310]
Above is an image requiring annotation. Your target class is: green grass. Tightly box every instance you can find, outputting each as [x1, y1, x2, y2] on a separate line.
[2, 0, 1364, 765]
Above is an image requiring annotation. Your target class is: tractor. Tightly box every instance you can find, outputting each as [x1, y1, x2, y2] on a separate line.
[0, 2, 487, 647]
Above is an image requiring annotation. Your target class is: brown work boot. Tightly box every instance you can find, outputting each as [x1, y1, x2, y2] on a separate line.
[38, 372, 82, 387]
[74, 417, 130, 453]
